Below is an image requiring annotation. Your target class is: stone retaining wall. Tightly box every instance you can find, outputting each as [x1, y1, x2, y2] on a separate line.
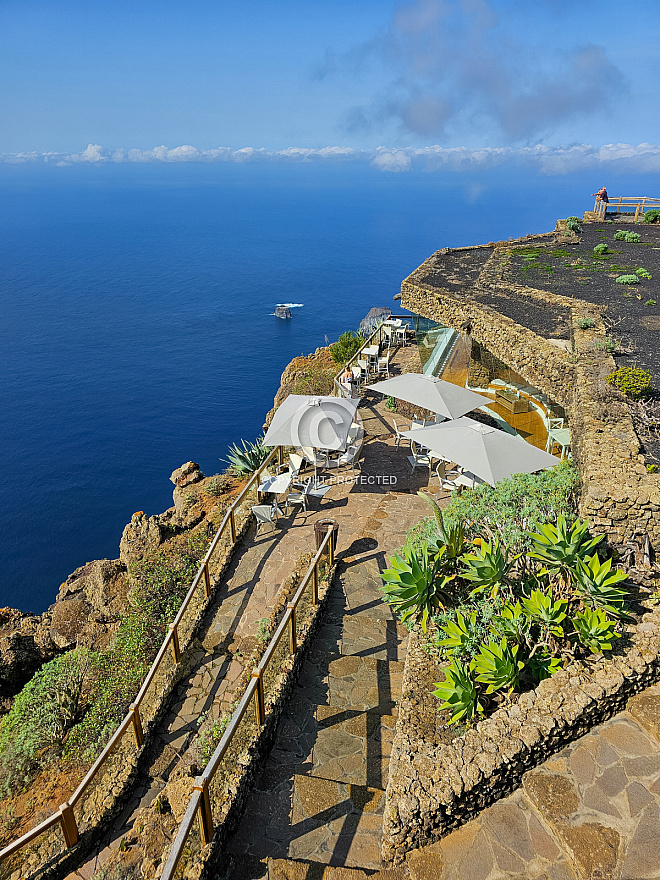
[382, 608, 660, 864]
[400, 230, 660, 553]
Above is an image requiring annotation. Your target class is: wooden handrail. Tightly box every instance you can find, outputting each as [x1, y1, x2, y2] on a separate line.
[0, 811, 62, 862]
[160, 527, 335, 880]
[0, 444, 281, 867]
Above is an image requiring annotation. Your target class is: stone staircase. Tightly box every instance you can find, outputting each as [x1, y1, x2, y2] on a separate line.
[223, 548, 411, 879]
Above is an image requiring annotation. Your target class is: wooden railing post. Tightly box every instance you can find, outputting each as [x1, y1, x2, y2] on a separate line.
[130, 703, 144, 747]
[251, 670, 265, 726]
[288, 604, 297, 654]
[193, 778, 214, 846]
[278, 445, 284, 468]
[203, 560, 211, 598]
[327, 526, 335, 566]
[230, 510, 236, 543]
[312, 563, 319, 605]
[59, 802, 78, 848]
[169, 624, 181, 664]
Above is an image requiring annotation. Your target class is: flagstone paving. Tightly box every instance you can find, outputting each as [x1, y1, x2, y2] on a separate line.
[66, 376, 430, 880]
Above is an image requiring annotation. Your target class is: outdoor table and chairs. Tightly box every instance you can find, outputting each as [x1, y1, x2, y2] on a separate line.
[258, 472, 293, 496]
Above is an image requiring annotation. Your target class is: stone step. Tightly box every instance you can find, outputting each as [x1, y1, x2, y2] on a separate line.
[297, 653, 405, 713]
[288, 774, 386, 870]
[310, 706, 397, 789]
[268, 857, 410, 879]
[311, 615, 409, 662]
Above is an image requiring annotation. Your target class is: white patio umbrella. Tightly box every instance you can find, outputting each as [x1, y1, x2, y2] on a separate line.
[263, 394, 360, 451]
[369, 373, 490, 420]
[401, 417, 560, 487]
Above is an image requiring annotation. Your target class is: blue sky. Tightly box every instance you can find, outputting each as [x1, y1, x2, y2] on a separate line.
[1, 0, 659, 165]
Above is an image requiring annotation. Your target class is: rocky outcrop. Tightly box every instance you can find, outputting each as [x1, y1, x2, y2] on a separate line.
[274, 305, 292, 319]
[0, 608, 58, 711]
[359, 306, 392, 335]
[264, 346, 336, 426]
[120, 511, 170, 569]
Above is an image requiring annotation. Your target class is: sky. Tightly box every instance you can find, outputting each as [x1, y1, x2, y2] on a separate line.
[1, 0, 659, 172]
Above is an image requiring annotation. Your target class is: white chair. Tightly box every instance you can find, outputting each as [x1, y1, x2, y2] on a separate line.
[286, 489, 308, 517]
[252, 503, 281, 535]
[377, 355, 390, 378]
[382, 325, 393, 348]
[336, 442, 363, 477]
[392, 418, 409, 448]
[351, 366, 364, 390]
[347, 423, 364, 447]
[289, 453, 305, 484]
[395, 325, 408, 346]
[407, 442, 431, 474]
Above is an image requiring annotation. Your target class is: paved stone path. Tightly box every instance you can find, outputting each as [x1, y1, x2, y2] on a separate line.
[223, 429, 430, 879]
[65, 371, 432, 879]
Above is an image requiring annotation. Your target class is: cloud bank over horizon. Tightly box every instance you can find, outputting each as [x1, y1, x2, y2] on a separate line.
[3, 142, 660, 176]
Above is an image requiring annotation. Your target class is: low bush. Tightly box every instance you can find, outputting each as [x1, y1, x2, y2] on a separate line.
[329, 331, 364, 365]
[636, 267, 652, 279]
[615, 274, 640, 285]
[381, 503, 629, 726]
[606, 367, 653, 399]
[565, 216, 581, 233]
[644, 209, 660, 223]
[614, 230, 641, 242]
[577, 317, 595, 329]
[385, 396, 397, 412]
[205, 474, 233, 497]
[593, 244, 609, 256]
[0, 648, 92, 795]
[593, 336, 619, 353]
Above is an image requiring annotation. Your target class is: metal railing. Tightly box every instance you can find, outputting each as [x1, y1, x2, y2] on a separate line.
[0, 445, 284, 870]
[160, 525, 336, 880]
[332, 316, 412, 396]
[592, 196, 660, 221]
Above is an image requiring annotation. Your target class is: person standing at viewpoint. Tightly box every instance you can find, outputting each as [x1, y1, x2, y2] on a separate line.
[592, 185, 609, 205]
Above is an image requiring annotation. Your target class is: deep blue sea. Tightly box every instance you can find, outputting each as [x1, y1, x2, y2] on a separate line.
[0, 161, 654, 612]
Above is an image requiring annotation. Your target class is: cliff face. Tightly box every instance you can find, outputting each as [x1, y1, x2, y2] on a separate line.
[0, 462, 233, 711]
[264, 345, 336, 426]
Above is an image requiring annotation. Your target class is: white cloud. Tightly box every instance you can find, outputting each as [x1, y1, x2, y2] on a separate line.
[2, 142, 660, 175]
[371, 148, 412, 172]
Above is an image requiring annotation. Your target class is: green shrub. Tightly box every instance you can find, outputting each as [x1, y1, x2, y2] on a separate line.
[646, 299, 657, 306]
[577, 317, 595, 330]
[329, 331, 365, 365]
[565, 217, 581, 233]
[606, 367, 653, 399]
[593, 336, 619, 353]
[593, 244, 609, 256]
[205, 474, 232, 496]
[439, 461, 580, 553]
[636, 268, 652, 279]
[615, 274, 640, 285]
[614, 230, 627, 241]
[0, 649, 92, 795]
[644, 209, 660, 223]
[625, 232, 641, 243]
[385, 396, 397, 412]
[224, 435, 271, 475]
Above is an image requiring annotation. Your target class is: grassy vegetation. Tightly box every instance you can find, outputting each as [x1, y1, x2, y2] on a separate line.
[0, 522, 219, 794]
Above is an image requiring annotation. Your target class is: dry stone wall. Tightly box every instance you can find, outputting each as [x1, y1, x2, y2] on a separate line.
[400, 231, 660, 553]
[382, 609, 660, 864]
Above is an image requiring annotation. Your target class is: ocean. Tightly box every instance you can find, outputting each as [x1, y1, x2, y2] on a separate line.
[0, 161, 652, 612]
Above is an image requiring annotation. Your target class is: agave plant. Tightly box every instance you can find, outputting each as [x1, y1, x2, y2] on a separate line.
[527, 650, 563, 682]
[572, 607, 619, 653]
[490, 600, 529, 645]
[461, 539, 512, 598]
[432, 658, 483, 724]
[572, 554, 629, 617]
[224, 435, 271, 475]
[528, 515, 602, 584]
[521, 589, 567, 638]
[380, 544, 454, 632]
[419, 493, 467, 569]
[474, 636, 524, 695]
[436, 611, 478, 656]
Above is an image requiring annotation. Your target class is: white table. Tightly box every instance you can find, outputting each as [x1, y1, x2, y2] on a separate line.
[363, 345, 379, 358]
[547, 427, 571, 459]
[258, 473, 292, 495]
[453, 471, 484, 489]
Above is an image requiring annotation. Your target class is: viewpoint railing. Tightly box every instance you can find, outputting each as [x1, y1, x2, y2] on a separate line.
[0, 444, 285, 871]
[159, 525, 335, 880]
[332, 315, 412, 397]
[592, 195, 660, 221]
